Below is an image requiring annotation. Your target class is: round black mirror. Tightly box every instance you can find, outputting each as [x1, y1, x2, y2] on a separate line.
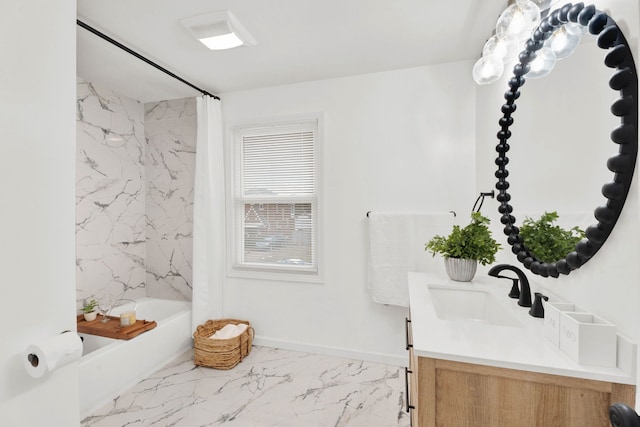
[495, 3, 638, 278]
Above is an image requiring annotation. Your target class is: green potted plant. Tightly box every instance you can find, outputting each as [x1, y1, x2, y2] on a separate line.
[425, 211, 501, 281]
[519, 211, 586, 263]
[81, 298, 98, 322]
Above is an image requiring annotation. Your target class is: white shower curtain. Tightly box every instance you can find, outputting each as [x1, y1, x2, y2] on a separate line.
[192, 95, 225, 332]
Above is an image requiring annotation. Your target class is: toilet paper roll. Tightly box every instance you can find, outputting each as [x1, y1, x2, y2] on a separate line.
[24, 332, 83, 378]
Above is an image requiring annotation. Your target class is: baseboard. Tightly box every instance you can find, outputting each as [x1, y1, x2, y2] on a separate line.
[252, 335, 408, 367]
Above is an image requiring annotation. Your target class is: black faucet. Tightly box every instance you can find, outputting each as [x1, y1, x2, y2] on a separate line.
[529, 292, 548, 318]
[488, 264, 532, 307]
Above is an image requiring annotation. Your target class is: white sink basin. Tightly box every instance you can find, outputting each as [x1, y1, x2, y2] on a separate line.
[427, 285, 523, 328]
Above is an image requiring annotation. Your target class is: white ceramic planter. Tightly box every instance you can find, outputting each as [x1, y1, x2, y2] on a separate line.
[83, 311, 98, 322]
[444, 258, 477, 282]
[559, 312, 617, 367]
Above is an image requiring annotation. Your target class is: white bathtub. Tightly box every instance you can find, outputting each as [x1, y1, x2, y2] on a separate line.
[78, 297, 192, 419]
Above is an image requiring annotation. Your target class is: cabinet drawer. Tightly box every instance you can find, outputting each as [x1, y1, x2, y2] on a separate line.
[419, 357, 635, 426]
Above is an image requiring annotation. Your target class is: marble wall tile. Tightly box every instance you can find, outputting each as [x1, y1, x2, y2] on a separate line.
[76, 78, 147, 308]
[144, 98, 196, 301]
[76, 79, 196, 309]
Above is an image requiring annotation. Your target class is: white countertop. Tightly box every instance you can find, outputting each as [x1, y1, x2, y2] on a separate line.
[408, 271, 636, 385]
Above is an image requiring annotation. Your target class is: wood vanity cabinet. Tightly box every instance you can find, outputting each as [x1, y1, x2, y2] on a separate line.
[405, 318, 636, 427]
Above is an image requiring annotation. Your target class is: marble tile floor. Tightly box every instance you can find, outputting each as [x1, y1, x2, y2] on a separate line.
[81, 346, 412, 427]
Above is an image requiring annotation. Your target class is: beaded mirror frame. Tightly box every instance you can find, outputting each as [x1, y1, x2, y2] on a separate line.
[495, 3, 638, 278]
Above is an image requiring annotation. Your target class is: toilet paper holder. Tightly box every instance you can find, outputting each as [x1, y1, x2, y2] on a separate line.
[27, 352, 39, 368]
[26, 330, 79, 370]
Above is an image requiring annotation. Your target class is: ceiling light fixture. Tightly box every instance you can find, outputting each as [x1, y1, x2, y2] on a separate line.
[180, 11, 256, 51]
[544, 24, 582, 60]
[526, 46, 557, 78]
[495, 1, 541, 41]
[472, 0, 576, 85]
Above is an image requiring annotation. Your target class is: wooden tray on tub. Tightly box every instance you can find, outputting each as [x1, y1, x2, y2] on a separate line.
[76, 314, 157, 340]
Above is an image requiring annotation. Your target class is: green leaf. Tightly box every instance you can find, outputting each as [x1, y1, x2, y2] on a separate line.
[519, 211, 585, 263]
[425, 211, 501, 266]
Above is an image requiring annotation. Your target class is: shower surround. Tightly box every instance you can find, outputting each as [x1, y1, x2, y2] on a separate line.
[144, 98, 197, 300]
[76, 78, 196, 306]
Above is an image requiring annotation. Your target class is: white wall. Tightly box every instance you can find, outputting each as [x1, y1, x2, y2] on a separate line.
[221, 62, 477, 364]
[476, 0, 640, 367]
[0, 1, 78, 426]
[221, 0, 640, 378]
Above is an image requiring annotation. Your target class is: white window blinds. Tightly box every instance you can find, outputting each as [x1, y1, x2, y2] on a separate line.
[233, 120, 318, 273]
[242, 128, 315, 197]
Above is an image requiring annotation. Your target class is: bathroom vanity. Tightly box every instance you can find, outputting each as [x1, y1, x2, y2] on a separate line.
[406, 272, 636, 426]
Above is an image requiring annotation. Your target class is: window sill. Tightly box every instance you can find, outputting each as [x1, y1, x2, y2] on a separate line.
[228, 264, 324, 284]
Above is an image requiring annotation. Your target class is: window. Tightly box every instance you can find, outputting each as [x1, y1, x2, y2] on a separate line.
[229, 118, 320, 278]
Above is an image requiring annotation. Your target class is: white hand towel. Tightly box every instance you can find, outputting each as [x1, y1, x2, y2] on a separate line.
[367, 212, 456, 307]
[209, 323, 248, 339]
[210, 324, 238, 339]
[234, 323, 248, 336]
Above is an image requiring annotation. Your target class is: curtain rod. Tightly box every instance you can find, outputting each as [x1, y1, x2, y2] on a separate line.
[76, 19, 220, 100]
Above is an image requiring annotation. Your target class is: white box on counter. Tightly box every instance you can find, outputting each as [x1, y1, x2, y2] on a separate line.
[559, 312, 617, 368]
[543, 301, 585, 347]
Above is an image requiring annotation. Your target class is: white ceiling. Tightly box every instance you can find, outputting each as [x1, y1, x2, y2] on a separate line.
[77, 0, 506, 102]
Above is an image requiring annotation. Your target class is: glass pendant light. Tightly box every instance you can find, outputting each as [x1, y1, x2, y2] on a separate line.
[482, 34, 519, 64]
[565, 22, 588, 36]
[496, 1, 541, 42]
[527, 46, 556, 79]
[521, 0, 560, 12]
[471, 0, 584, 86]
[472, 55, 505, 85]
[545, 25, 582, 60]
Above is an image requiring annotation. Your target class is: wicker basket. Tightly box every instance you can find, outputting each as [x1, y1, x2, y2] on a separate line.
[193, 319, 254, 370]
